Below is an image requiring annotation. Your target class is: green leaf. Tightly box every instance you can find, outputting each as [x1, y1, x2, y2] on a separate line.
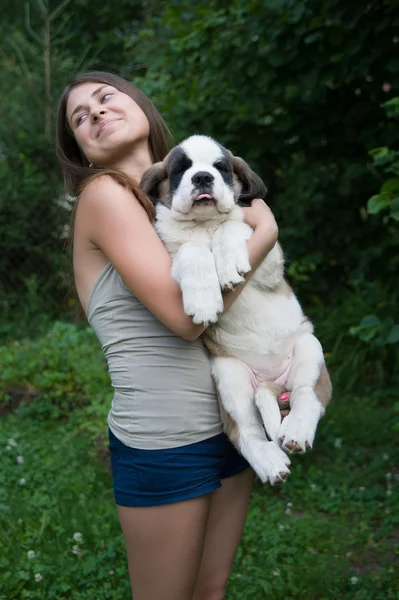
[382, 97, 399, 119]
[360, 315, 381, 328]
[381, 178, 399, 195]
[390, 197, 399, 221]
[369, 146, 397, 167]
[367, 194, 391, 215]
[387, 325, 399, 344]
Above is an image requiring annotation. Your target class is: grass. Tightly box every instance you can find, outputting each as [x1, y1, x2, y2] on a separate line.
[0, 321, 398, 599]
[0, 389, 398, 599]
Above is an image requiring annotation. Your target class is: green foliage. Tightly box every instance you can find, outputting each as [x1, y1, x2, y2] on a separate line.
[366, 98, 399, 222]
[350, 315, 399, 346]
[0, 415, 131, 600]
[0, 0, 150, 329]
[349, 97, 399, 374]
[0, 322, 111, 428]
[1, 0, 398, 383]
[0, 382, 398, 599]
[130, 0, 399, 306]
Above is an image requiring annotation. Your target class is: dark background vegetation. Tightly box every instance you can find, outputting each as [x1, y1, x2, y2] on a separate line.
[0, 1, 398, 598]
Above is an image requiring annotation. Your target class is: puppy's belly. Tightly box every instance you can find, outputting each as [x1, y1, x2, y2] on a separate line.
[229, 351, 294, 388]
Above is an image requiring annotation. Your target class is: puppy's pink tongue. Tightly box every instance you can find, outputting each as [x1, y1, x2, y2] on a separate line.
[196, 194, 212, 200]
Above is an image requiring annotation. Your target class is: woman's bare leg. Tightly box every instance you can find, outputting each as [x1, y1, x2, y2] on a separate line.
[118, 494, 211, 600]
[193, 468, 253, 600]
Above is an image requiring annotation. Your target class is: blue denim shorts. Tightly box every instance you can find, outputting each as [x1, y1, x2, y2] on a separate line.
[108, 428, 250, 507]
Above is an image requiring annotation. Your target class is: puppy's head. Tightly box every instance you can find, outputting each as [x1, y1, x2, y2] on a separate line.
[141, 135, 267, 220]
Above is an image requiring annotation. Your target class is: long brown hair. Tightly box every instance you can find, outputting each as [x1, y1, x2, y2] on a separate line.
[56, 71, 172, 317]
[56, 70, 173, 220]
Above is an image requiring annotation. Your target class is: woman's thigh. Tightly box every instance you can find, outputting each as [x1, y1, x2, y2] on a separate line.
[193, 468, 254, 600]
[118, 494, 211, 600]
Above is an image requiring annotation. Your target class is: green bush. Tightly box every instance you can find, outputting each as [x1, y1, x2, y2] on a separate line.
[0, 321, 111, 430]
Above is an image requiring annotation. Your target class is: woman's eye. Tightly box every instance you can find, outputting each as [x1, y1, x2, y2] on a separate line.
[76, 114, 87, 126]
[101, 93, 112, 103]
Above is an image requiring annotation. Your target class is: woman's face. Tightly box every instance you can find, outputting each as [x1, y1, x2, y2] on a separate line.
[66, 81, 150, 166]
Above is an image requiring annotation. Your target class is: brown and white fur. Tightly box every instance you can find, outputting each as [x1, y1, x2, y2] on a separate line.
[141, 135, 332, 485]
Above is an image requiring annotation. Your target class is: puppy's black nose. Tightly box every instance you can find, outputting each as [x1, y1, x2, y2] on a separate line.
[192, 171, 214, 186]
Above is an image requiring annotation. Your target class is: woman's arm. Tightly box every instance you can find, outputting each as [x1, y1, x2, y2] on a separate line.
[80, 176, 277, 341]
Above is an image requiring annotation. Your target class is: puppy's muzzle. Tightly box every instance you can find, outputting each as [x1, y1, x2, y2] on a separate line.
[192, 171, 215, 205]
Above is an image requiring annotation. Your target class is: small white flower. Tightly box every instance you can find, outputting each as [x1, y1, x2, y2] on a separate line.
[285, 507, 292, 515]
[386, 489, 392, 496]
[346, 551, 353, 557]
[350, 576, 358, 585]
[359, 486, 365, 492]
[8, 439, 17, 447]
[34, 573, 43, 583]
[393, 37, 399, 43]
[382, 453, 389, 460]
[310, 483, 318, 491]
[27, 550, 35, 560]
[73, 532, 83, 543]
[385, 472, 392, 480]
[309, 547, 317, 555]
[252, 35, 259, 42]
[286, 502, 293, 508]
[355, 88, 361, 96]
[109, 570, 115, 576]
[5, 446, 12, 451]
[16, 456, 24, 464]
[72, 545, 82, 556]
[278, 523, 285, 530]
[272, 569, 280, 577]
[334, 438, 343, 448]
[19, 478, 26, 485]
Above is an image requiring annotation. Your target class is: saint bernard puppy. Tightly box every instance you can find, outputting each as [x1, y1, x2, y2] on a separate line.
[141, 135, 332, 485]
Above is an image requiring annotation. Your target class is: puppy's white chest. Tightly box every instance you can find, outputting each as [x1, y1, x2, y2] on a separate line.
[156, 204, 232, 257]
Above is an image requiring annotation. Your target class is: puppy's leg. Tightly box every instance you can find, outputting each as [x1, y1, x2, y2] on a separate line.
[255, 382, 284, 445]
[212, 357, 291, 485]
[172, 242, 223, 325]
[212, 221, 252, 290]
[278, 333, 332, 453]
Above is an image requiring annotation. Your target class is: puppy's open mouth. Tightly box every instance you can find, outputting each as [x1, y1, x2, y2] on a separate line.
[193, 193, 216, 206]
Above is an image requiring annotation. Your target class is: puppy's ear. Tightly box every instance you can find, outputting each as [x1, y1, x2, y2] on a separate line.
[229, 154, 267, 206]
[140, 161, 167, 205]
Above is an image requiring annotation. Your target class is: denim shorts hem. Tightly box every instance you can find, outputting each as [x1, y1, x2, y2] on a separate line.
[114, 480, 222, 507]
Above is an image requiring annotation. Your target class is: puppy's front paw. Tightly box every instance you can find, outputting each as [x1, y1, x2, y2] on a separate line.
[183, 287, 224, 326]
[212, 222, 252, 290]
[216, 253, 251, 290]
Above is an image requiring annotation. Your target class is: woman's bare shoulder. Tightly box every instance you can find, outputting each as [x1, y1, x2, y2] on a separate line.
[78, 174, 135, 210]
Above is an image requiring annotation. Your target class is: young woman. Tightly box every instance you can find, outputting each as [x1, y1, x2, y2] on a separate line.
[56, 71, 289, 600]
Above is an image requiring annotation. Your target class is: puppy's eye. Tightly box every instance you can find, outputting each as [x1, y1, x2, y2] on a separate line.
[172, 165, 187, 176]
[171, 157, 192, 176]
[214, 162, 230, 173]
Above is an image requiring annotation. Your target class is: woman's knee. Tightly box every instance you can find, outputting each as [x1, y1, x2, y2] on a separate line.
[193, 573, 229, 600]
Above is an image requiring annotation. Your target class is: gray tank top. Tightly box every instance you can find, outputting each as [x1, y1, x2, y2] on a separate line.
[86, 263, 222, 449]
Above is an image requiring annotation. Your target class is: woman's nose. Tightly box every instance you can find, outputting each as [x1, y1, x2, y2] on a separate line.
[92, 109, 106, 121]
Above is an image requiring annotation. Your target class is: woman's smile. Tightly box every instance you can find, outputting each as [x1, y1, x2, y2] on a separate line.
[97, 118, 122, 138]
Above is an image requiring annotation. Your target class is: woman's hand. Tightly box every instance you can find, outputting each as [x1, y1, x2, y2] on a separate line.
[242, 199, 278, 238]
[279, 392, 291, 420]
